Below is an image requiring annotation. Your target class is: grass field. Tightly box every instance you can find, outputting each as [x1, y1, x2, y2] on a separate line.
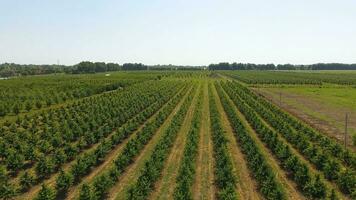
[221, 70, 356, 85]
[1, 71, 355, 200]
[255, 85, 356, 147]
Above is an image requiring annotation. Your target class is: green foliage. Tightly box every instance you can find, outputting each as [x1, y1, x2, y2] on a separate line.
[19, 171, 36, 191]
[208, 85, 237, 199]
[0, 72, 157, 117]
[127, 86, 195, 199]
[174, 90, 203, 200]
[222, 70, 356, 85]
[0, 166, 17, 199]
[79, 183, 94, 200]
[34, 184, 56, 200]
[216, 83, 285, 200]
[0, 104, 7, 116]
[78, 84, 189, 199]
[35, 156, 55, 179]
[223, 80, 355, 196]
[5, 148, 25, 171]
[1, 78, 179, 181]
[55, 170, 74, 193]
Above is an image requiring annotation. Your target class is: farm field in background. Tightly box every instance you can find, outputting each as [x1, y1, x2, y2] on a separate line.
[0, 72, 166, 119]
[255, 86, 356, 147]
[221, 70, 356, 85]
[0, 71, 355, 200]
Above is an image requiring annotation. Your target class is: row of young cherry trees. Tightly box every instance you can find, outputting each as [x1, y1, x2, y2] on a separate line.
[75, 85, 194, 200]
[225, 81, 355, 198]
[208, 84, 237, 199]
[0, 73, 156, 117]
[215, 83, 286, 200]
[34, 84, 186, 200]
[231, 82, 356, 168]
[126, 85, 197, 199]
[220, 82, 341, 199]
[0, 80, 185, 199]
[173, 88, 203, 200]
[1, 81, 174, 173]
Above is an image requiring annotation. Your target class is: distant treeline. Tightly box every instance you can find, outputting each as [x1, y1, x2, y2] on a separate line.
[0, 62, 206, 77]
[0, 62, 144, 77]
[208, 62, 356, 70]
[1, 61, 356, 77]
[0, 63, 70, 77]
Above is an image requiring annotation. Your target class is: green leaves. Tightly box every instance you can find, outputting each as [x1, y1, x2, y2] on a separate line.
[19, 171, 35, 191]
[174, 90, 203, 200]
[55, 170, 74, 193]
[208, 84, 237, 200]
[79, 84, 190, 199]
[127, 86, 195, 199]
[34, 184, 56, 200]
[217, 82, 285, 200]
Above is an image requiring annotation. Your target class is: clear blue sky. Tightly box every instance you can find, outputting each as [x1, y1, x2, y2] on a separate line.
[1, 0, 355, 65]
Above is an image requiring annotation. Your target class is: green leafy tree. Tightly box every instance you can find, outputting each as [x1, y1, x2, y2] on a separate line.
[34, 184, 56, 200]
[55, 170, 74, 193]
[79, 183, 94, 200]
[12, 104, 20, 114]
[0, 104, 7, 116]
[0, 166, 17, 199]
[19, 171, 35, 191]
[25, 101, 32, 112]
[35, 156, 55, 179]
[35, 101, 42, 109]
[337, 170, 356, 194]
[6, 148, 25, 171]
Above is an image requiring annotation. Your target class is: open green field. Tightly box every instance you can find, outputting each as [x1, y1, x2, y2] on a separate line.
[1, 71, 355, 200]
[255, 86, 356, 147]
[221, 70, 356, 147]
[221, 70, 356, 85]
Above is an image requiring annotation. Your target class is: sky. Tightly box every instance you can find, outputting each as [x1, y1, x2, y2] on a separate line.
[1, 0, 356, 66]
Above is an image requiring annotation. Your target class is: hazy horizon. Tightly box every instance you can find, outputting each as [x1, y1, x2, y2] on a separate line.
[1, 0, 356, 65]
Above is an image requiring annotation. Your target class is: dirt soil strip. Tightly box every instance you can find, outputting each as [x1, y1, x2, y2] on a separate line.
[211, 82, 262, 200]
[192, 80, 215, 200]
[64, 86, 190, 200]
[106, 86, 194, 200]
[148, 83, 201, 200]
[220, 84, 306, 200]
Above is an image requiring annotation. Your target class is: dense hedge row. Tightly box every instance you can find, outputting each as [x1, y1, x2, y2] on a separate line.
[215, 83, 285, 200]
[77, 85, 193, 199]
[173, 88, 203, 200]
[221, 82, 335, 199]
[208, 84, 237, 200]
[227, 81, 355, 197]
